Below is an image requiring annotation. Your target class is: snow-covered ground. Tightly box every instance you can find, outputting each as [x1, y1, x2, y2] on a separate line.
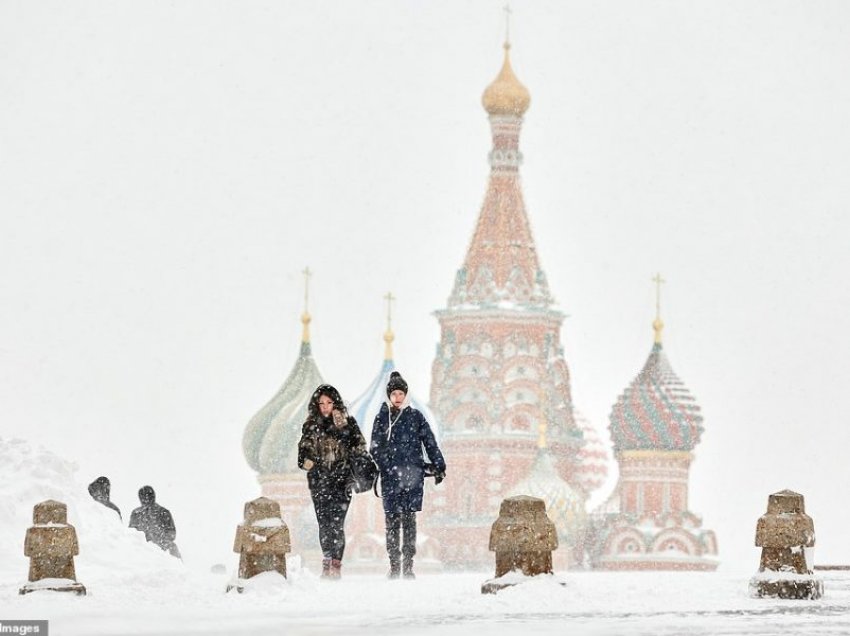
[4, 569, 850, 636]
[4, 437, 850, 636]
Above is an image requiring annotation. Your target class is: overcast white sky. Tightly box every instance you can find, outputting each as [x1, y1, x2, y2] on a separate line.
[2, 1, 849, 572]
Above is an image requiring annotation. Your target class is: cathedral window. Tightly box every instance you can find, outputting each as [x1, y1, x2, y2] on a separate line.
[615, 534, 644, 554]
[510, 415, 528, 431]
[659, 539, 690, 554]
[505, 365, 538, 384]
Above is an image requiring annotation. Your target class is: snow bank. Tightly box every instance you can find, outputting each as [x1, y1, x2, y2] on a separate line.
[0, 437, 184, 589]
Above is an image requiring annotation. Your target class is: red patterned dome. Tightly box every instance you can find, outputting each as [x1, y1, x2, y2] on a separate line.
[608, 342, 703, 452]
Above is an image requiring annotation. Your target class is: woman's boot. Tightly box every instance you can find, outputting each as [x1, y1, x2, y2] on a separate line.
[387, 556, 401, 579]
[402, 555, 415, 580]
[330, 558, 342, 579]
[402, 511, 417, 579]
[320, 558, 332, 579]
[385, 513, 402, 578]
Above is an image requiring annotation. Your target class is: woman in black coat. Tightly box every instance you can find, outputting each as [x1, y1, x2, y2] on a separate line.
[298, 384, 367, 579]
[370, 371, 446, 579]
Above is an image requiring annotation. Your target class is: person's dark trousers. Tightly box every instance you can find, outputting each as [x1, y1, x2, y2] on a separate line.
[312, 490, 350, 562]
[385, 511, 416, 578]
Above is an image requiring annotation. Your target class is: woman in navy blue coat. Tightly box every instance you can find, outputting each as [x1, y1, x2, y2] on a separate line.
[370, 371, 446, 579]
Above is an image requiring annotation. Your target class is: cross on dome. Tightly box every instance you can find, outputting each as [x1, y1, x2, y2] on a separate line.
[301, 266, 312, 343]
[652, 273, 665, 344]
[383, 291, 396, 360]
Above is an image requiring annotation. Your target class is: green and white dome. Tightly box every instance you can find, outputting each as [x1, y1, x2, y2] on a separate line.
[243, 313, 323, 476]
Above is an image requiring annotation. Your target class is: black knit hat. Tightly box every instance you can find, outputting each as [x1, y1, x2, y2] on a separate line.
[386, 371, 408, 397]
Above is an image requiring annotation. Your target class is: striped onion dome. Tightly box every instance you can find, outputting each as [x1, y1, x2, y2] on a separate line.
[350, 357, 442, 443]
[509, 448, 586, 545]
[608, 341, 704, 453]
[243, 314, 323, 475]
[573, 409, 610, 494]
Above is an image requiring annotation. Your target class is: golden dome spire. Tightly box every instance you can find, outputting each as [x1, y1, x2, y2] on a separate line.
[383, 291, 396, 360]
[482, 42, 531, 117]
[652, 273, 665, 344]
[482, 7, 529, 119]
[301, 267, 312, 343]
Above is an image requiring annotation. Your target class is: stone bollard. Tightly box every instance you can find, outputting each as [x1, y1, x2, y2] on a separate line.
[227, 497, 291, 593]
[481, 495, 559, 594]
[748, 489, 823, 599]
[20, 500, 86, 596]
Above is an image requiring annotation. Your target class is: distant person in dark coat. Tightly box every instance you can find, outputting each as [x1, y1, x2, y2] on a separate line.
[129, 485, 181, 558]
[298, 383, 368, 580]
[88, 475, 122, 520]
[370, 371, 446, 579]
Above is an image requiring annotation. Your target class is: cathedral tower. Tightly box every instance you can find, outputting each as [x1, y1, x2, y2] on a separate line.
[428, 39, 585, 568]
[587, 276, 718, 570]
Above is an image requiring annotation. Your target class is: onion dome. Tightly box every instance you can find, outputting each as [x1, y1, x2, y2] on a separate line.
[509, 425, 586, 545]
[243, 311, 323, 475]
[573, 409, 610, 494]
[608, 319, 704, 453]
[482, 43, 530, 117]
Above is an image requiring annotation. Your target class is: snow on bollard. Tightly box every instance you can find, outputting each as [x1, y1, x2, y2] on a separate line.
[19, 500, 86, 596]
[748, 489, 823, 600]
[227, 497, 291, 593]
[481, 495, 559, 594]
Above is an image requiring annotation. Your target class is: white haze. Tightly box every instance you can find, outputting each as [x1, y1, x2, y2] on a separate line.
[1, 1, 849, 575]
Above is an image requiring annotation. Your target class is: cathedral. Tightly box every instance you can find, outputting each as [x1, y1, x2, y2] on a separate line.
[242, 36, 717, 572]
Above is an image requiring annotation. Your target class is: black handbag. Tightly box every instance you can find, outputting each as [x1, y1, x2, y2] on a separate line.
[349, 452, 379, 494]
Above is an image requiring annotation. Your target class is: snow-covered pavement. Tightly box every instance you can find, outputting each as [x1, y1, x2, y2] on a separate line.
[4, 568, 850, 636]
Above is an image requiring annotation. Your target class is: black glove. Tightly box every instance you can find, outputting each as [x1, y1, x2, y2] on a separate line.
[434, 471, 445, 485]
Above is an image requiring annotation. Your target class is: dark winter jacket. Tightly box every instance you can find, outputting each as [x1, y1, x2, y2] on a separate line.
[88, 476, 122, 520]
[298, 385, 368, 501]
[129, 486, 181, 558]
[370, 402, 446, 514]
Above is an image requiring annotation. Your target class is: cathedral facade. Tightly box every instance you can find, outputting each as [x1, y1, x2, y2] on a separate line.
[425, 42, 599, 569]
[241, 38, 716, 573]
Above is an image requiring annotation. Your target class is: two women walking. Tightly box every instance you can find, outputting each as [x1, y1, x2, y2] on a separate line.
[297, 372, 445, 580]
